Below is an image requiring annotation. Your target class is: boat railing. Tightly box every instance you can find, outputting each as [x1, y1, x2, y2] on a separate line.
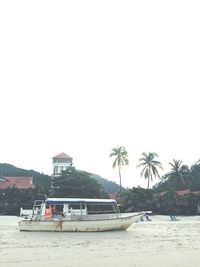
[30, 200, 45, 220]
[87, 210, 119, 214]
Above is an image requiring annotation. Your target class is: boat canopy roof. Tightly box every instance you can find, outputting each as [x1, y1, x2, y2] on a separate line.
[46, 198, 117, 205]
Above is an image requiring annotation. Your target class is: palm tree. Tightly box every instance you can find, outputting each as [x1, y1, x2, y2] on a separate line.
[109, 146, 129, 197]
[137, 152, 163, 189]
[167, 159, 187, 188]
[196, 159, 200, 165]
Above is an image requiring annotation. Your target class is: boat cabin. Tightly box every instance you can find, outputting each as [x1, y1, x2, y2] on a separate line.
[34, 198, 120, 220]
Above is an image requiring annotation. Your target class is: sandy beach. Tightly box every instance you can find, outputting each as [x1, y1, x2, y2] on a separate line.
[0, 215, 200, 267]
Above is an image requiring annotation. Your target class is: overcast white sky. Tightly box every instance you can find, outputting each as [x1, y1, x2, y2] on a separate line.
[0, 1, 200, 189]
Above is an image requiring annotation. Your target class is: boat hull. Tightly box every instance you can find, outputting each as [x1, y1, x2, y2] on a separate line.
[19, 213, 143, 232]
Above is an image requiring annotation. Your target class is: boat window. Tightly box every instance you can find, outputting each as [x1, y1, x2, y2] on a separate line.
[87, 203, 117, 214]
[54, 205, 63, 212]
[68, 203, 86, 209]
[69, 204, 80, 209]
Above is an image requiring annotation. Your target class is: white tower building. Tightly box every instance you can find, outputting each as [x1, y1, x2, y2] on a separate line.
[52, 152, 73, 177]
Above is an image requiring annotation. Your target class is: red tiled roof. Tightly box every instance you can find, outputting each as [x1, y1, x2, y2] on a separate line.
[154, 189, 200, 197]
[176, 189, 190, 196]
[108, 192, 118, 200]
[154, 191, 167, 197]
[0, 177, 35, 189]
[108, 192, 122, 202]
[53, 152, 72, 159]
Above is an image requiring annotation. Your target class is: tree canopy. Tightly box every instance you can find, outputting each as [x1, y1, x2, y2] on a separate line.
[167, 160, 187, 188]
[51, 167, 107, 198]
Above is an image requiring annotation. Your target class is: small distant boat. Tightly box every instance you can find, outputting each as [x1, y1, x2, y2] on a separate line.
[18, 198, 144, 232]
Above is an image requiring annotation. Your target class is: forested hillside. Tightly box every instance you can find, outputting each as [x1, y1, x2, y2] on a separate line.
[91, 174, 123, 193]
[0, 163, 121, 193]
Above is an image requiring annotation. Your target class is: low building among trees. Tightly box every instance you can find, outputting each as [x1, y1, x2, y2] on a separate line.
[0, 176, 35, 190]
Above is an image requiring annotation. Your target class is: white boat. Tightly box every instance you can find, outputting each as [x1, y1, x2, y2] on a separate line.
[18, 198, 144, 232]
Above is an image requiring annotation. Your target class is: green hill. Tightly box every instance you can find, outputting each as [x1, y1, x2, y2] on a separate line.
[91, 174, 124, 193]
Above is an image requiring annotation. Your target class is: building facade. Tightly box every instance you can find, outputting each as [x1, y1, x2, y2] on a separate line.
[52, 152, 73, 177]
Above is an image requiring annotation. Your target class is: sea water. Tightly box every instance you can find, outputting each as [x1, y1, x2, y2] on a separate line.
[0, 216, 200, 267]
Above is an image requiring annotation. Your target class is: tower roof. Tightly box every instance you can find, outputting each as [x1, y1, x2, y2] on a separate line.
[53, 152, 72, 159]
